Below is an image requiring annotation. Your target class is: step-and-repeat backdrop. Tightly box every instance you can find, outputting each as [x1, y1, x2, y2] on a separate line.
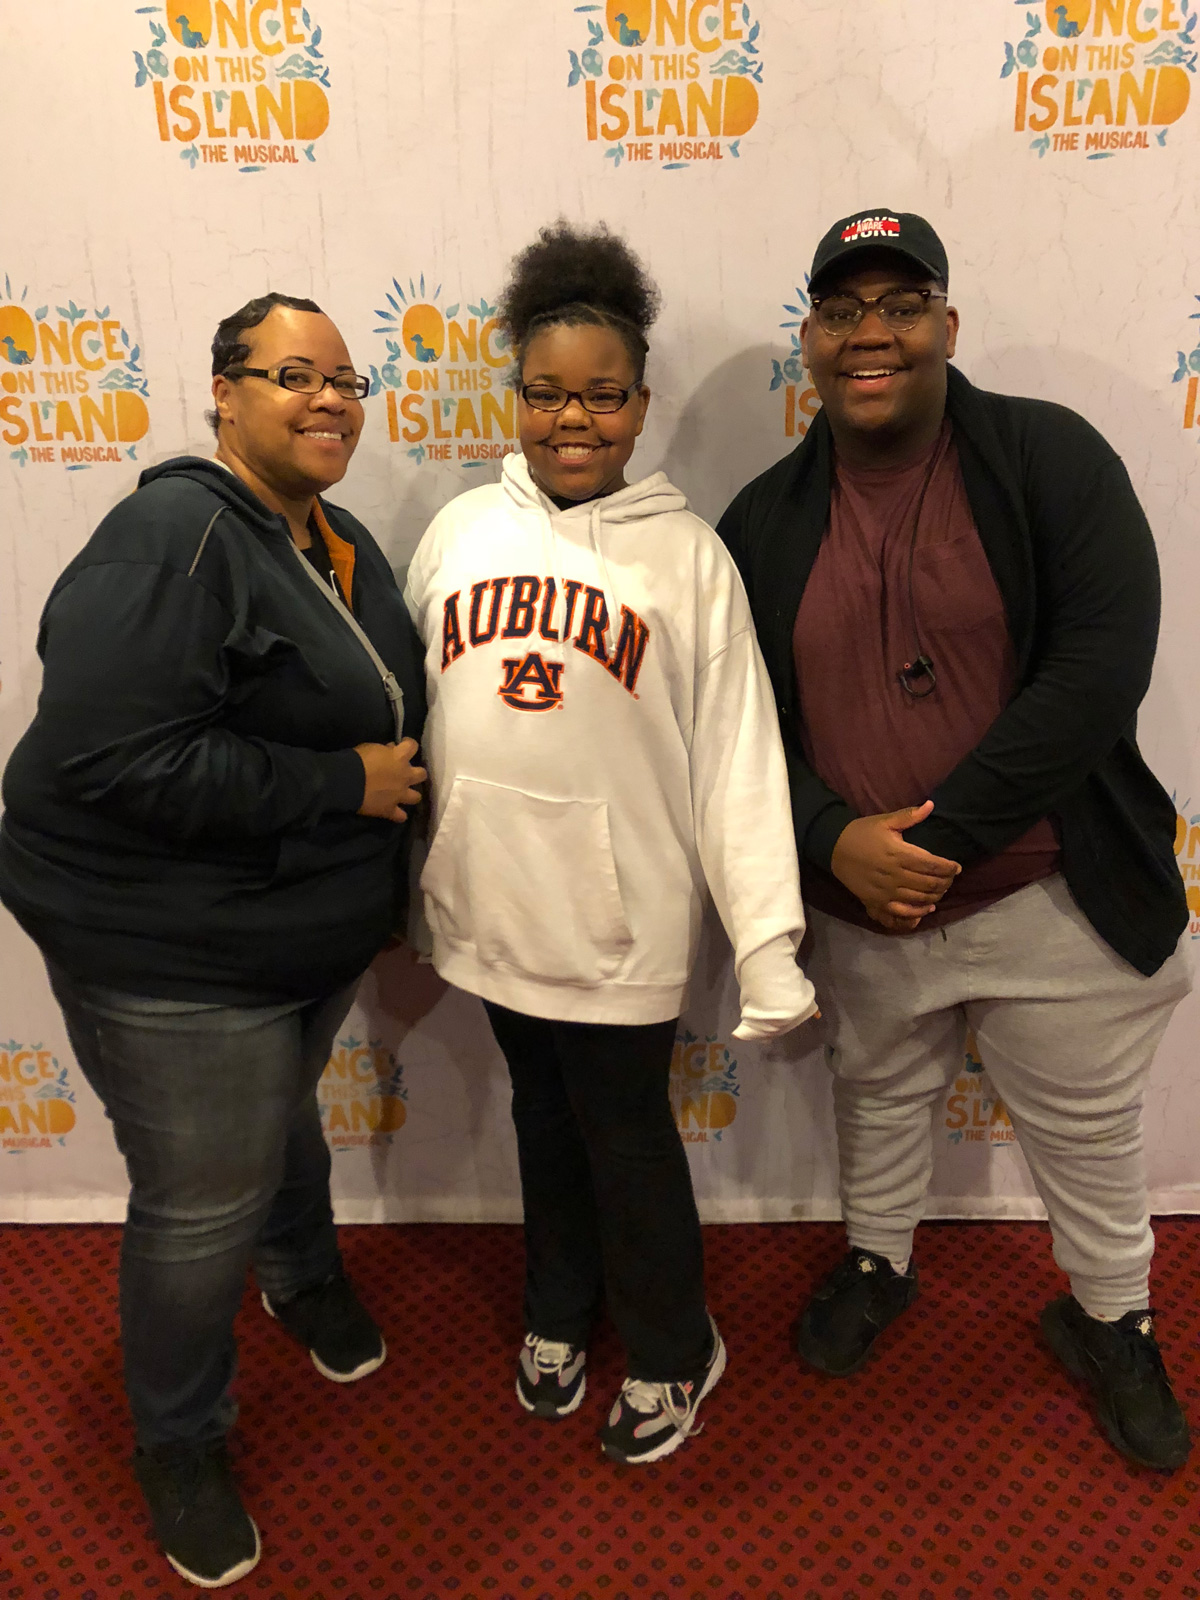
[2, 1, 1198, 1224]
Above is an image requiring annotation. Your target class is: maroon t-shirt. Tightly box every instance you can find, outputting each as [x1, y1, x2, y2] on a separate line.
[793, 422, 1059, 931]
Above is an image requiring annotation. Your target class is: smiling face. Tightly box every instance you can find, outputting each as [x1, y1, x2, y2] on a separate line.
[517, 321, 650, 504]
[211, 305, 363, 499]
[801, 254, 959, 466]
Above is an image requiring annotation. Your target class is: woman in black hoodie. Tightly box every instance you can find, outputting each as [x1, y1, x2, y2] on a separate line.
[0, 293, 426, 1589]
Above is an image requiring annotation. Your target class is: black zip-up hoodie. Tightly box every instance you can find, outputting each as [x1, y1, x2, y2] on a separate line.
[0, 457, 426, 1002]
[716, 366, 1186, 977]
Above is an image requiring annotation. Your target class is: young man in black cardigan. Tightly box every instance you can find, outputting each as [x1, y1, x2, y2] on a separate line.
[717, 209, 1192, 1472]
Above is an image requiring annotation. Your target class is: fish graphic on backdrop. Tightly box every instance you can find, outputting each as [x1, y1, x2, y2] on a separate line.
[1005, 0, 1196, 159]
[132, 0, 333, 172]
[568, 0, 764, 170]
[1, 283, 150, 471]
[1173, 295, 1200, 431]
[372, 276, 518, 469]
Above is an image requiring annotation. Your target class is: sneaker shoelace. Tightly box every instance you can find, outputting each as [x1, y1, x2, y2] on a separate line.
[291, 1272, 362, 1336]
[618, 1378, 702, 1436]
[527, 1336, 575, 1376]
[825, 1250, 882, 1292]
[1111, 1312, 1169, 1382]
[150, 1441, 229, 1516]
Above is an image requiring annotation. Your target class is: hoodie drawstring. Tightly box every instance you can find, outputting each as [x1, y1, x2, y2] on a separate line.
[588, 498, 623, 660]
[507, 454, 685, 667]
[539, 508, 570, 669]
[538, 500, 621, 671]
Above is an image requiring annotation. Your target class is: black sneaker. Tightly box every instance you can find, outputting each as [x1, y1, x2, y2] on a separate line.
[795, 1247, 919, 1376]
[1041, 1295, 1192, 1471]
[600, 1317, 726, 1465]
[516, 1334, 587, 1418]
[262, 1269, 386, 1383]
[133, 1440, 260, 1589]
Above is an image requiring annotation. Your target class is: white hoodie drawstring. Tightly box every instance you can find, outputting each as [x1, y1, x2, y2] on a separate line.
[588, 498, 623, 659]
[538, 506, 570, 669]
[536, 497, 619, 671]
[506, 454, 684, 669]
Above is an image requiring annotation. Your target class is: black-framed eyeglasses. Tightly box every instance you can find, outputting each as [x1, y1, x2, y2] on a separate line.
[809, 288, 948, 337]
[224, 363, 370, 400]
[519, 381, 641, 414]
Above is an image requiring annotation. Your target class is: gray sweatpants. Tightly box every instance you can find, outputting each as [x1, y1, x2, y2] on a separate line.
[807, 874, 1191, 1320]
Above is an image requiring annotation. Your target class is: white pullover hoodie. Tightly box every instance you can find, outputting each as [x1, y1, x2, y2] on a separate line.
[404, 452, 816, 1037]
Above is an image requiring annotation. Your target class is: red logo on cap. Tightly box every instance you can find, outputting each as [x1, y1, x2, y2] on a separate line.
[841, 215, 901, 243]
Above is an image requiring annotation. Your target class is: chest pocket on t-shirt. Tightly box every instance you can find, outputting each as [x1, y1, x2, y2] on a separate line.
[910, 534, 1007, 635]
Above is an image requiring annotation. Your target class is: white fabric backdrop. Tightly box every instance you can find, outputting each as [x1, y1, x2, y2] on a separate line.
[2, 0, 1198, 1224]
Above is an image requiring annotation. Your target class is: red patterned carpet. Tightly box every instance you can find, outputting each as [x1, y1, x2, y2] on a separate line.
[3, 1220, 1199, 1600]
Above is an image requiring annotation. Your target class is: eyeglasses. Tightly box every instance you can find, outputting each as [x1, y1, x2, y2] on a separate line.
[810, 289, 948, 337]
[225, 364, 370, 400]
[520, 381, 640, 414]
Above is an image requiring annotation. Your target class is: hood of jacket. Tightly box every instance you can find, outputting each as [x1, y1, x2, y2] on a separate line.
[500, 452, 689, 660]
[501, 450, 688, 524]
[136, 454, 296, 537]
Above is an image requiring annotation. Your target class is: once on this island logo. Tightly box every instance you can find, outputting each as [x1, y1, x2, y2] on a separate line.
[670, 1028, 740, 1143]
[1, 281, 150, 470]
[1174, 295, 1200, 432]
[371, 277, 516, 469]
[0, 1042, 76, 1152]
[318, 1033, 407, 1151]
[943, 1033, 1016, 1147]
[568, 0, 762, 170]
[132, 1, 331, 173]
[1173, 798, 1200, 932]
[1006, 0, 1195, 158]
[770, 279, 820, 442]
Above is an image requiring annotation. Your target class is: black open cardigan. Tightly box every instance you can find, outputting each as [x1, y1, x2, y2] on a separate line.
[716, 365, 1186, 977]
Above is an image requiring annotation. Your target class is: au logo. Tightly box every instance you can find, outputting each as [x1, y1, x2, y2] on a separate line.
[770, 282, 820, 441]
[1, 280, 150, 470]
[133, 0, 331, 173]
[944, 1033, 1015, 1146]
[499, 653, 565, 711]
[318, 1034, 407, 1151]
[0, 1043, 77, 1151]
[1173, 295, 1200, 431]
[372, 276, 516, 470]
[569, 0, 763, 170]
[670, 1029, 739, 1143]
[1005, 0, 1195, 159]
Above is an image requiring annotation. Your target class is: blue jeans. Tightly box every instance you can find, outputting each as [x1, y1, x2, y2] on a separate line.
[46, 961, 358, 1448]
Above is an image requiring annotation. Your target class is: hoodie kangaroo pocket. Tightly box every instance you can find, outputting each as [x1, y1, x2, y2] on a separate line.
[421, 777, 633, 985]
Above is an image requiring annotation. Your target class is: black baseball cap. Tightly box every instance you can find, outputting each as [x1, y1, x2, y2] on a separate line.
[809, 209, 949, 293]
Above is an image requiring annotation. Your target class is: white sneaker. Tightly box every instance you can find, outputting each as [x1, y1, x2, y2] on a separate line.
[516, 1333, 587, 1418]
[600, 1317, 726, 1464]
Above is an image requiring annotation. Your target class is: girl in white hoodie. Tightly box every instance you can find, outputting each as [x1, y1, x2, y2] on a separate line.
[405, 222, 816, 1464]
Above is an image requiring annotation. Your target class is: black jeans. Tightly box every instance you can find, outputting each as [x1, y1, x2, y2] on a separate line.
[484, 1002, 712, 1383]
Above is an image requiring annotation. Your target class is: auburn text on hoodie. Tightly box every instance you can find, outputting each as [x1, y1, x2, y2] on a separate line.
[405, 453, 817, 1033]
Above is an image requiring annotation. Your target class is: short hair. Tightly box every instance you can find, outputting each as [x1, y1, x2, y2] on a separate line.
[206, 291, 323, 435]
[499, 221, 660, 383]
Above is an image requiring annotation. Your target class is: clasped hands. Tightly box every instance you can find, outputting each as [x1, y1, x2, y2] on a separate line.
[830, 799, 960, 931]
[354, 737, 428, 824]
[353, 752, 959, 936]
